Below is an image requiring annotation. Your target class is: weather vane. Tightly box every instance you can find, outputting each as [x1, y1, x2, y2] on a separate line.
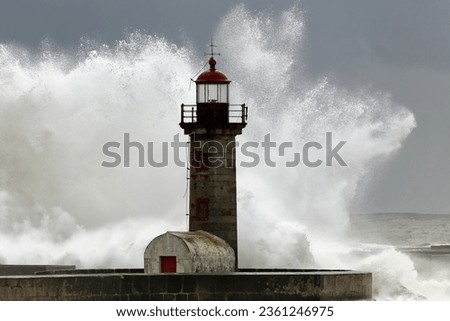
[206, 37, 220, 58]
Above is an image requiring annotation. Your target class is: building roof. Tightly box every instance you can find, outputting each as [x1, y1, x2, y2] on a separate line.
[167, 231, 232, 255]
[196, 57, 230, 84]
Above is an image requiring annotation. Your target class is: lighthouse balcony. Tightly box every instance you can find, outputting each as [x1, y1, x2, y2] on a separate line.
[180, 103, 247, 131]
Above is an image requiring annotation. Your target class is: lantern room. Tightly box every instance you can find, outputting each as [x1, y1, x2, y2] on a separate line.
[195, 57, 230, 104]
[180, 45, 247, 131]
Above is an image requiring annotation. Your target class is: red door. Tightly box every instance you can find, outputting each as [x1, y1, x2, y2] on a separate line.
[160, 256, 176, 273]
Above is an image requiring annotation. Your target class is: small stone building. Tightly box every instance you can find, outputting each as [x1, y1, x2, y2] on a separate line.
[144, 231, 235, 273]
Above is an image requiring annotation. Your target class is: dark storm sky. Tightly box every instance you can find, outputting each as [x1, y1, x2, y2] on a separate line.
[0, 0, 449, 214]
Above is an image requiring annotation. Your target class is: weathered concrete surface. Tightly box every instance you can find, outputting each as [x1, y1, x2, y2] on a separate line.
[0, 271, 372, 301]
[187, 134, 241, 258]
[144, 231, 235, 273]
[36, 268, 143, 275]
[0, 265, 76, 276]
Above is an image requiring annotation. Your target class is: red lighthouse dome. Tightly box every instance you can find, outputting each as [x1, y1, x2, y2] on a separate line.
[196, 57, 231, 84]
[196, 57, 230, 103]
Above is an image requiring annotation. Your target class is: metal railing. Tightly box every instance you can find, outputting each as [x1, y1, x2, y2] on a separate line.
[229, 104, 248, 124]
[180, 104, 247, 124]
[180, 104, 197, 123]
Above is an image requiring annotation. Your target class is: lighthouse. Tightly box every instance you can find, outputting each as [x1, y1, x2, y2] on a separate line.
[144, 46, 247, 273]
[179, 49, 247, 261]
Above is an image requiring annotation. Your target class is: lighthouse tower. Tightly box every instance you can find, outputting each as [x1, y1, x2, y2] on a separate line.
[180, 49, 247, 261]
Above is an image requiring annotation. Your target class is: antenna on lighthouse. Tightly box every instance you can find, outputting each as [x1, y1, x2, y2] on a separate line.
[205, 37, 220, 58]
[189, 38, 221, 90]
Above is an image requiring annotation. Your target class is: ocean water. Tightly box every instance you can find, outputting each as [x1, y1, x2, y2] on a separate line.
[350, 213, 450, 247]
[0, 5, 448, 300]
[346, 213, 450, 299]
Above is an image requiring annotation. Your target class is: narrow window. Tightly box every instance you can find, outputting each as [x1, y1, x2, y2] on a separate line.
[195, 198, 209, 221]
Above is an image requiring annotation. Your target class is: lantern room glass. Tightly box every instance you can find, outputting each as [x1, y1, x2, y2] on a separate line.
[197, 84, 229, 103]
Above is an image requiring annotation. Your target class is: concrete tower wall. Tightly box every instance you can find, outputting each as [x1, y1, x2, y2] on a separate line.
[188, 133, 239, 256]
